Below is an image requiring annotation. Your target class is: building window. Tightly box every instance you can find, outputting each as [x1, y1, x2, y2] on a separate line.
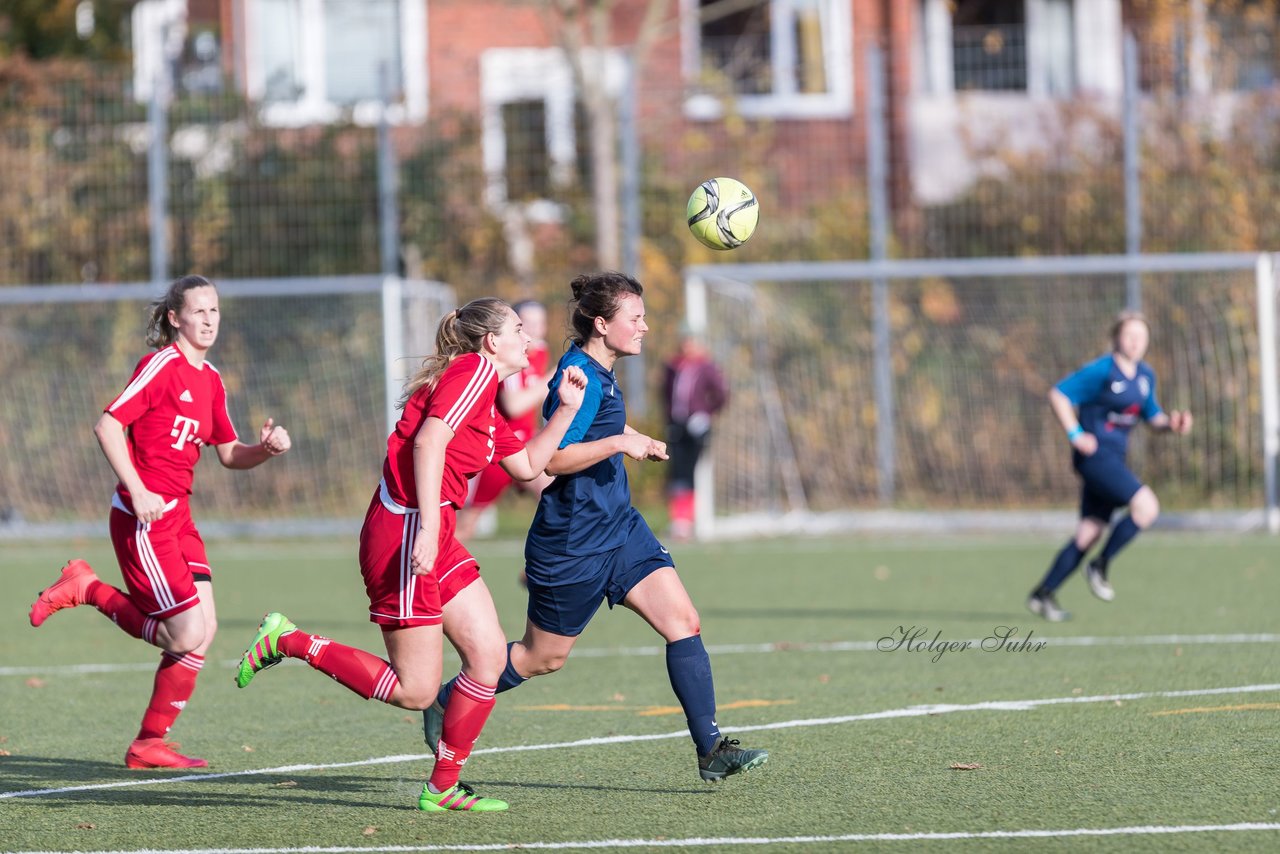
[1205, 0, 1280, 91]
[924, 0, 1074, 97]
[481, 48, 623, 210]
[952, 0, 1029, 91]
[245, 0, 426, 125]
[502, 101, 551, 202]
[684, 0, 852, 119]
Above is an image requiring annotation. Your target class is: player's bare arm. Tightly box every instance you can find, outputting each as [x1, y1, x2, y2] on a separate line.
[620, 425, 666, 461]
[547, 431, 664, 476]
[410, 417, 452, 576]
[93, 412, 167, 523]
[1049, 387, 1097, 456]
[216, 417, 292, 469]
[1149, 410, 1193, 434]
[502, 366, 587, 480]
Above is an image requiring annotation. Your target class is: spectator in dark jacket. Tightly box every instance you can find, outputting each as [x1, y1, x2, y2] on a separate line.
[663, 329, 728, 540]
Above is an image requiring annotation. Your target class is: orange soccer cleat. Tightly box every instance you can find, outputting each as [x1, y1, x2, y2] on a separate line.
[124, 738, 209, 770]
[29, 559, 99, 627]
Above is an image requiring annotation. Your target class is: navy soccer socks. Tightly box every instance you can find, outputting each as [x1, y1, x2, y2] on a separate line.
[1037, 539, 1086, 594]
[1099, 515, 1142, 565]
[666, 635, 721, 757]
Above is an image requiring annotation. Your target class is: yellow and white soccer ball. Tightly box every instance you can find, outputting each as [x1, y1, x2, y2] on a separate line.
[686, 177, 759, 250]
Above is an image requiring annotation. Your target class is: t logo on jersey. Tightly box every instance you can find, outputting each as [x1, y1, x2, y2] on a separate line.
[170, 415, 202, 450]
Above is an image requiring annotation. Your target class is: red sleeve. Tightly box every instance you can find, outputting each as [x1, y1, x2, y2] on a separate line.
[491, 413, 524, 462]
[426, 354, 498, 432]
[105, 351, 168, 427]
[208, 367, 239, 446]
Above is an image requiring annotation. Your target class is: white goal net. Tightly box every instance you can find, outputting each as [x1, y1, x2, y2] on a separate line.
[685, 254, 1280, 538]
[0, 276, 454, 538]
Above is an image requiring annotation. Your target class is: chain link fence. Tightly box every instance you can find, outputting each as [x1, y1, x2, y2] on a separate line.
[4, 3, 1280, 524]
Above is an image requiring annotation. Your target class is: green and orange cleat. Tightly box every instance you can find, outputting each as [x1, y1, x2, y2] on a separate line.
[235, 612, 296, 688]
[418, 781, 509, 812]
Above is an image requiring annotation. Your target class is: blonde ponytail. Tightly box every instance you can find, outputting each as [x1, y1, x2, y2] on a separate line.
[399, 298, 511, 408]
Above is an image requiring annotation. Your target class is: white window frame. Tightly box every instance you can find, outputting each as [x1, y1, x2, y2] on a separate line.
[132, 0, 188, 102]
[681, 0, 853, 120]
[243, 0, 427, 126]
[480, 47, 627, 211]
[917, 0, 1119, 99]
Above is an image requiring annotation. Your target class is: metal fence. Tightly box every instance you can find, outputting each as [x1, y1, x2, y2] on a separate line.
[0, 276, 453, 535]
[686, 253, 1280, 537]
[5, 5, 1280, 527]
[6, 18, 1280, 288]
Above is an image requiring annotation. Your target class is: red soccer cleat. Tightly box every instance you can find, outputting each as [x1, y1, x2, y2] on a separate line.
[29, 559, 99, 627]
[125, 738, 209, 770]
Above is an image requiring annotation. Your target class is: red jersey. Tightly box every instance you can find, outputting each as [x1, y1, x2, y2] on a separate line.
[499, 342, 550, 439]
[382, 353, 523, 509]
[105, 344, 238, 504]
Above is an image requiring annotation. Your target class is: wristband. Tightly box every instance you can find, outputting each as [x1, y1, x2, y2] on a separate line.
[1066, 425, 1084, 441]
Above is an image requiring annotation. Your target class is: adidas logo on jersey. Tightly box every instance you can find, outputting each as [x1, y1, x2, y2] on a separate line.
[179, 389, 194, 403]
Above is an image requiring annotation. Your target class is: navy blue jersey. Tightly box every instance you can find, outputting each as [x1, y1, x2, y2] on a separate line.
[1056, 354, 1163, 456]
[527, 344, 631, 557]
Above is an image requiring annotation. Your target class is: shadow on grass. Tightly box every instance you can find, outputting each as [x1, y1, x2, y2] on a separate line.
[0, 757, 401, 808]
[467, 778, 713, 797]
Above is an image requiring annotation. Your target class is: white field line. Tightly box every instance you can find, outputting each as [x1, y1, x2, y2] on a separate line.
[3, 682, 1278, 802]
[10, 823, 1280, 853]
[3, 632, 1277, 677]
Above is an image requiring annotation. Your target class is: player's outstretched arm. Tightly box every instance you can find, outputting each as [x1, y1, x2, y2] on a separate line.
[1149, 410, 1193, 434]
[546, 431, 667, 476]
[216, 417, 291, 469]
[503, 366, 586, 481]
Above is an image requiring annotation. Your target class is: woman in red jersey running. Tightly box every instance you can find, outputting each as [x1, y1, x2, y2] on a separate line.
[234, 297, 585, 812]
[28, 274, 292, 769]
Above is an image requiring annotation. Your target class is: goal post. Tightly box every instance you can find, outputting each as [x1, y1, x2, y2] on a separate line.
[0, 275, 454, 539]
[686, 252, 1280, 538]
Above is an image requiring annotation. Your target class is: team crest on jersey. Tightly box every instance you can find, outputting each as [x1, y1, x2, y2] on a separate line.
[1138, 376, 1150, 397]
[170, 415, 202, 450]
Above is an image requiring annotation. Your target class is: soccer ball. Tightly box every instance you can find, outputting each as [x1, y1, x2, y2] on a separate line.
[686, 177, 759, 250]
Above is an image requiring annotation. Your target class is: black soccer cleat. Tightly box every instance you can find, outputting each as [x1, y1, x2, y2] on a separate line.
[1027, 589, 1070, 622]
[1085, 559, 1115, 602]
[422, 697, 445, 755]
[698, 737, 768, 782]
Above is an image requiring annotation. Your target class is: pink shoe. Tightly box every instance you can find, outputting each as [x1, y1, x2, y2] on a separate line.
[29, 559, 98, 627]
[125, 738, 208, 769]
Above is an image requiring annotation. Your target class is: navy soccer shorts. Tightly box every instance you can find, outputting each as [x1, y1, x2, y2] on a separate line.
[1073, 450, 1143, 522]
[524, 506, 673, 637]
